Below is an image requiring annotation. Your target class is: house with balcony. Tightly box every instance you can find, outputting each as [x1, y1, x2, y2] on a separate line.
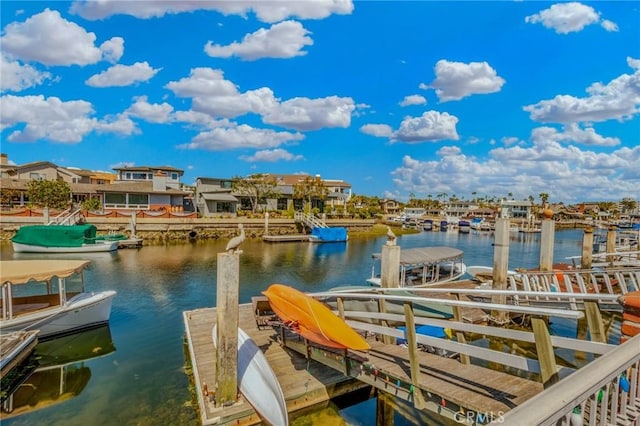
[500, 200, 533, 219]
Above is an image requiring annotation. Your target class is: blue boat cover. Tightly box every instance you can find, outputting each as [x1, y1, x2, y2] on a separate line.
[310, 227, 348, 242]
[396, 324, 447, 345]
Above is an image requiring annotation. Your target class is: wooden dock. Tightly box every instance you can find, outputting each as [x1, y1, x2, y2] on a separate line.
[0, 330, 39, 380]
[183, 304, 368, 425]
[262, 234, 310, 243]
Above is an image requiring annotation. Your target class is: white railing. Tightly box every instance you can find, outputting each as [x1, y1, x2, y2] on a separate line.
[507, 268, 640, 295]
[294, 211, 328, 229]
[48, 208, 83, 225]
[494, 334, 640, 425]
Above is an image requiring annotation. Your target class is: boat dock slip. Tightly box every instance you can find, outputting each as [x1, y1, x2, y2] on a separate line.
[262, 234, 310, 242]
[183, 304, 367, 425]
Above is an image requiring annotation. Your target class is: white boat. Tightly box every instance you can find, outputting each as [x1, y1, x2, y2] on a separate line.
[212, 325, 288, 426]
[367, 246, 466, 287]
[0, 330, 39, 380]
[0, 260, 116, 339]
[11, 224, 119, 253]
[466, 265, 519, 283]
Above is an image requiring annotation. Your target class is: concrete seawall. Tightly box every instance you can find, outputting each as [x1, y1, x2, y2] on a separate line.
[0, 216, 376, 243]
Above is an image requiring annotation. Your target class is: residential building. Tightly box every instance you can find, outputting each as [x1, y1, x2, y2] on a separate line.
[500, 200, 533, 219]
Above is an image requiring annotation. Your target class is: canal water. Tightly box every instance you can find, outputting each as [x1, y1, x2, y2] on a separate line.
[0, 228, 592, 425]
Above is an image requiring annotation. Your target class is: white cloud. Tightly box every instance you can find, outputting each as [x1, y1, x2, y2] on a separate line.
[177, 124, 304, 151]
[100, 37, 124, 63]
[391, 139, 640, 203]
[0, 54, 51, 92]
[205, 20, 313, 61]
[1, 9, 120, 66]
[531, 124, 620, 147]
[429, 60, 505, 102]
[399, 94, 427, 107]
[523, 58, 640, 123]
[393, 111, 459, 143]
[360, 124, 393, 137]
[0, 94, 136, 143]
[525, 2, 617, 34]
[263, 96, 355, 131]
[239, 148, 304, 162]
[86, 62, 161, 87]
[71, 0, 353, 23]
[126, 96, 174, 123]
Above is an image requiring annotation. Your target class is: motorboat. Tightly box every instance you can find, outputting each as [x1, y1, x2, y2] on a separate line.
[0, 260, 116, 339]
[11, 224, 118, 253]
[366, 246, 466, 288]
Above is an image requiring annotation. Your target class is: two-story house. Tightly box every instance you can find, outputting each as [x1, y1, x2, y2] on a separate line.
[500, 200, 533, 219]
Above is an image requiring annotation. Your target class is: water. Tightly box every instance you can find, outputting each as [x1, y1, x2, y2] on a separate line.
[0, 228, 590, 425]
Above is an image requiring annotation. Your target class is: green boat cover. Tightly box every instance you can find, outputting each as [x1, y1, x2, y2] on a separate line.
[12, 224, 99, 247]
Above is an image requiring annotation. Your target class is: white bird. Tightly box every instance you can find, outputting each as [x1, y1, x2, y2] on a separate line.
[386, 226, 397, 245]
[226, 223, 245, 253]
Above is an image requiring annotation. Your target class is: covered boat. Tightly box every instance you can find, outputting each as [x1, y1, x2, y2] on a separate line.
[0, 260, 116, 338]
[308, 227, 348, 243]
[11, 224, 118, 253]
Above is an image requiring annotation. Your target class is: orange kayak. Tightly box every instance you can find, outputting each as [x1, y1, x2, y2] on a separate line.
[263, 284, 370, 351]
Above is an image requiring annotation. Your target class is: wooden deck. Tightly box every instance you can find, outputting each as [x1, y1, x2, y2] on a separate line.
[185, 300, 545, 425]
[262, 234, 310, 243]
[183, 304, 367, 425]
[0, 330, 39, 380]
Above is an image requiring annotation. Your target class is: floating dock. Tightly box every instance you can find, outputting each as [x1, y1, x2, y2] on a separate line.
[262, 234, 310, 243]
[183, 304, 367, 425]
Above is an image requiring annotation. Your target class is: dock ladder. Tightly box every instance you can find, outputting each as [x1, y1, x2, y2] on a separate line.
[294, 211, 328, 229]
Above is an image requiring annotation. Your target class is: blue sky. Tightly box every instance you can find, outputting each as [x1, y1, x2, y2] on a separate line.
[1, 1, 638, 204]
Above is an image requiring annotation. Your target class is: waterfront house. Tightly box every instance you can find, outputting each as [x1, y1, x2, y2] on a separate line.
[500, 200, 533, 219]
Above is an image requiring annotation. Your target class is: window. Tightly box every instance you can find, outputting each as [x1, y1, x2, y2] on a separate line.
[129, 194, 149, 205]
[29, 172, 45, 180]
[132, 172, 148, 180]
[171, 173, 179, 181]
[277, 198, 288, 210]
[125, 172, 131, 180]
[105, 193, 126, 204]
[221, 180, 232, 189]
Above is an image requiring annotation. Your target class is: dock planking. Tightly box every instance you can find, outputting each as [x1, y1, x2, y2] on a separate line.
[183, 304, 367, 425]
[262, 234, 310, 243]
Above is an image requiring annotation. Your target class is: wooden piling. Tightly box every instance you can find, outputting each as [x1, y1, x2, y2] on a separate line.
[215, 252, 240, 406]
[539, 219, 555, 272]
[581, 228, 594, 270]
[264, 212, 269, 236]
[491, 217, 510, 323]
[607, 227, 617, 265]
[380, 244, 400, 344]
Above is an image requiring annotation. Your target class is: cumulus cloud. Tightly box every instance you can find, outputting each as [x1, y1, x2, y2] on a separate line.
[126, 96, 174, 123]
[393, 111, 459, 142]
[71, 0, 353, 23]
[86, 62, 161, 87]
[531, 124, 620, 147]
[360, 124, 393, 137]
[239, 148, 304, 162]
[399, 94, 427, 107]
[0, 54, 52, 92]
[1, 9, 121, 66]
[391, 138, 640, 203]
[525, 2, 618, 34]
[0, 94, 135, 143]
[523, 57, 640, 123]
[205, 21, 313, 61]
[428, 60, 505, 102]
[177, 124, 304, 151]
[262, 96, 355, 131]
[100, 37, 124, 63]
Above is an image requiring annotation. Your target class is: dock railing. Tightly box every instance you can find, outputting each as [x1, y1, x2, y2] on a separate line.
[494, 334, 640, 425]
[294, 211, 328, 229]
[48, 208, 83, 226]
[506, 268, 640, 295]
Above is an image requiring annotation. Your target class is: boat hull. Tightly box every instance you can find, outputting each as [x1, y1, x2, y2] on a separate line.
[1, 291, 116, 339]
[263, 284, 370, 350]
[12, 241, 118, 253]
[212, 325, 288, 426]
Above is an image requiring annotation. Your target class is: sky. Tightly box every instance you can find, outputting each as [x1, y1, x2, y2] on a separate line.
[1, 1, 639, 204]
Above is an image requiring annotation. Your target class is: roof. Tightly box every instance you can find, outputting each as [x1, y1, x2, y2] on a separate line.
[1, 260, 90, 285]
[373, 247, 464, 265]
[200, 192, 239, 202]
[113, 165, 183, 174]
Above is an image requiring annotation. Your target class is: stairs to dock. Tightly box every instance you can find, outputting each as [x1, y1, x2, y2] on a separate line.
[294, 211, 328, 229]
[48, 208, 84, 225]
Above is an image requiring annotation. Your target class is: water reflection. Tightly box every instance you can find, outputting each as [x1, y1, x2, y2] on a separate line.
[1, 326, 116, 421]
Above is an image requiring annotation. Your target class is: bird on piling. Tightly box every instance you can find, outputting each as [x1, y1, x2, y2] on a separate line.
[386, 226, 397, 245]
[226, 223, 245, 253]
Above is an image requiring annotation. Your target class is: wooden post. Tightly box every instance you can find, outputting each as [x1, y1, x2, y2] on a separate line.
[539, 219, 555, 272]
[403, 302, 426, 410]
[584, 301, 606, 343]
[43, 206, 49, 224]
[376, 392, 394, 426]
[337, 297, 345, 320]
[531, 317, 559, 388]
[452, 294, 470, 365]
[215, 252, 240, 406]
[606, 227, 617, 265]
[264, 212, 269, 236]
[581, 228, 593, 270]
[491, 217, 510, 323]
[379, 244, 400, 345]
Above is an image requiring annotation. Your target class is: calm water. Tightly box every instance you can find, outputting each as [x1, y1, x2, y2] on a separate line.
[0, 228, 590, 425]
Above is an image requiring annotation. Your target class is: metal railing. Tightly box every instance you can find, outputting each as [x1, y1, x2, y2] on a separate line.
[495, 334, 640, 425]
[294, 211, 328, 229]
[507, 268, 640, 295]
[48, 208, 83, 225]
